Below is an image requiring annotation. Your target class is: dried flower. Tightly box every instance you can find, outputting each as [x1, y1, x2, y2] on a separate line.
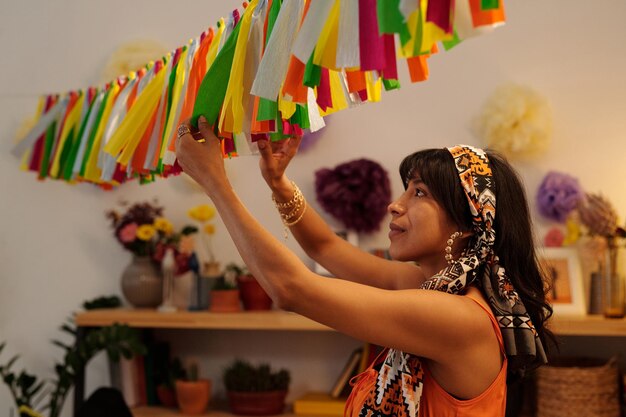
[473, 83, 552, 158]
[577, 193, 619, 238]
[315, 158, 391, 233]
[536, 171, 584, 223]
[543, 227, 564, 247]
[562, 217, 581, 245]
[107, 200, 198, 275]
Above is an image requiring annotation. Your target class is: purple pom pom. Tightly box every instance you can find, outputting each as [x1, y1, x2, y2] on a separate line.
[536, 171, 584, 223]
[315, 159, 391, 233]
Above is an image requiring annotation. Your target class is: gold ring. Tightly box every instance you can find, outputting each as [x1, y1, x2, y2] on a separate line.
[177, 125, 191, 138]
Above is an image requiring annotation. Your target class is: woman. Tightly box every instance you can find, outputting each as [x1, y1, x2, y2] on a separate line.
[176, 117, 552, 417]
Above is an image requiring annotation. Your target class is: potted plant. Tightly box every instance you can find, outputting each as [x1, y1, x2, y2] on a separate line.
[227, 263, 273, 311]
[223, 360, 290, 416]
[156, 357, 186, 408]
[175, 361, 212, 415]
[209, 265, 242, 312]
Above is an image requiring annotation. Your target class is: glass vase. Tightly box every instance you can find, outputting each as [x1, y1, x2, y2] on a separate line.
[603, 240, 625, 318]
[121, 255, 163, 308]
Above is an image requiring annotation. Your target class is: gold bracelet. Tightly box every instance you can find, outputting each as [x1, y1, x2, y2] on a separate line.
[272, 181, 307, 239]
[272, 181, 302, 210]
[285, 201, 307, 227]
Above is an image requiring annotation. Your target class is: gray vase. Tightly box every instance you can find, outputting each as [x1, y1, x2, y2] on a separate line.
[121, 256, 163, 308]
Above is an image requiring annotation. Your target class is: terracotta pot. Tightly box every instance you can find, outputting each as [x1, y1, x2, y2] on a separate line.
[227, 390, 287, 415]
[237, 275, 273, 310]
[156, 385, 177, 407]
[120, 256, 163, 308]
[175, 379, 212, 415]
[209, 289, 241, 312]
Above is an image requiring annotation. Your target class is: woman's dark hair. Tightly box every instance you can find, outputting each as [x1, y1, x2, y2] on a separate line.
[399, 148, 556, 361]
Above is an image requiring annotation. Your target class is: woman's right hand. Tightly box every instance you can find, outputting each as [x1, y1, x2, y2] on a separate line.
[257, 136, 302, 190]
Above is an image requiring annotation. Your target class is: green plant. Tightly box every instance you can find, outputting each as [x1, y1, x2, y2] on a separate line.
[210, 263, 244, 291]
[0, 296, 146, 417]
[212, 275, 239, 290]
[158, 357, 187, 389]
[223, 360, 290, 392]
[224, 262, 249, 277]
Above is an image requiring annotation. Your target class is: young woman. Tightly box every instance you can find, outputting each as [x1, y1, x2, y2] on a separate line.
[175, 117, 552, 417]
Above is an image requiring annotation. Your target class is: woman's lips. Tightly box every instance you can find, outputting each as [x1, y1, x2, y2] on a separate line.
[388, 223, 405, 239]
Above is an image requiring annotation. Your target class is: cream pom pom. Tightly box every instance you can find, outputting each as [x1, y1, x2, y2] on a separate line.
[100, 40, 170, 84]
[472, 84, 552, 158]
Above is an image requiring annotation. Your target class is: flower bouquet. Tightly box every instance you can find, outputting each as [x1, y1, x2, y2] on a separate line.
[106, 200, 198, 308]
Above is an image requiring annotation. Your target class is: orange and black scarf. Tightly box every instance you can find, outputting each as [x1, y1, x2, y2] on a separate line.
[345, 145, 547, 417]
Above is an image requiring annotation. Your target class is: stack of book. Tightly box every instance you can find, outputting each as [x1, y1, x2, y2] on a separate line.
[110, 339, 171, 407]
[293, 343, 384, 416]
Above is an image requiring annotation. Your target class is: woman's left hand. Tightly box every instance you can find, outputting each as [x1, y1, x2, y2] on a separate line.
[175, 116, 227, 191]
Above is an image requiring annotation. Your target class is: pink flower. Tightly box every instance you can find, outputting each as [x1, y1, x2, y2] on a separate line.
[118, 223, 138, 243]
[544, 227, 565, 247]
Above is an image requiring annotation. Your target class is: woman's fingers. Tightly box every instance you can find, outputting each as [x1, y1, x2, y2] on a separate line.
[286, 135, 303, 157]
[257, 139, 273, 161]
[196, 115, 218, 143]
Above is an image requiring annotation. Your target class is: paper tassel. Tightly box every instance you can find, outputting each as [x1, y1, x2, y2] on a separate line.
[13, 0, 507, 188]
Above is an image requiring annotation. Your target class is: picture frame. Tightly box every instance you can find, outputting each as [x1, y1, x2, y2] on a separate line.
[538, 247, 586, 316]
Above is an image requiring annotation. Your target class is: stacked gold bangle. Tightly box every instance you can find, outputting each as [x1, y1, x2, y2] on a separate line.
[272, 181, 307, 237]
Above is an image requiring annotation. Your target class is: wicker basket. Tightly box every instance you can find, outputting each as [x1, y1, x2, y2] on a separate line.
[536, 357, 621, 417]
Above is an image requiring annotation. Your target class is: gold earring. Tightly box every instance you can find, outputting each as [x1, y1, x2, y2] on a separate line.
[445, 231, 463, 265]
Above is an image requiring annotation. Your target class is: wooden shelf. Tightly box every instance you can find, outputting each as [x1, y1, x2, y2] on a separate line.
[547, 314, 626, 336]
[75, 309, 626, 336]
[132, 406, 310, 417]
[75, 309, 333, 331]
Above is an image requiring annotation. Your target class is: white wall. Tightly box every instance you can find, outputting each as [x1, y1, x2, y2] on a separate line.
[1, 1, 625, 415]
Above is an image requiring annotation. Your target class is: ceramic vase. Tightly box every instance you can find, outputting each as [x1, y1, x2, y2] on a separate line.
[209, 289, 241, 312]
[175, 379, 212, 415]
[603, 242, 625, 318]
[120, 256, 163, 308]
[237, 275, 273, 310]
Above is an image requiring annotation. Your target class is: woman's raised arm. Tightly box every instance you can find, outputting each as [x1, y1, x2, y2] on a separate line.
[256, 137, 425, 290]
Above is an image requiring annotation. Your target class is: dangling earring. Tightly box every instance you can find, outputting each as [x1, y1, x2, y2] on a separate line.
[445, 231, 463, 265]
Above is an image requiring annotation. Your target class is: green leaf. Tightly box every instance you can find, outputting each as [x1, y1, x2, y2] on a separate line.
[60, 324, 76, 336]
[181, 225, 198, 235]
[6, 355, 19, 370]
[52, 340, 71, 351]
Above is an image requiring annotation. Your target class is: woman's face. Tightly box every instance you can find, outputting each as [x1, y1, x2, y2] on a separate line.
[387, 173, 458, 275]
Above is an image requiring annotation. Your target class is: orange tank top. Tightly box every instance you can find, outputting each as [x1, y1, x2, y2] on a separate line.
[419, 294, 508, 417]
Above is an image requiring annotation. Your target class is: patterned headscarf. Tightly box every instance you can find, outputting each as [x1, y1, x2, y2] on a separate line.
[346, 145, 546, 417]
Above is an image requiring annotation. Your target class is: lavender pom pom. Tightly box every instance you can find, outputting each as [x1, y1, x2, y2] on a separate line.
[536, 171, 584, 222]
[315, 159, 391, 233]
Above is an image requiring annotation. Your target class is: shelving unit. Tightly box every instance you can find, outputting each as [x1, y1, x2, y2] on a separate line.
[74, 309, 625, 417]
[548, 314, 626, 336]
[75, 308, 626, 336]
[132, 407, 299, 417]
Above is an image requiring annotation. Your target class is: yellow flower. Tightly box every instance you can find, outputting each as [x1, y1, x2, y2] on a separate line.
[563, 218, 581, 246]
[136, 224, 157, 241]
[204, 224, 216, 235]
[154, 217, 174, 235]
[188, 205, 216, 222]
[19, 406, 44, 417]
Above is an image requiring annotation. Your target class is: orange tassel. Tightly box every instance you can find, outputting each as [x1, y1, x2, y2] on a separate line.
[344, 368, 377, 417]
